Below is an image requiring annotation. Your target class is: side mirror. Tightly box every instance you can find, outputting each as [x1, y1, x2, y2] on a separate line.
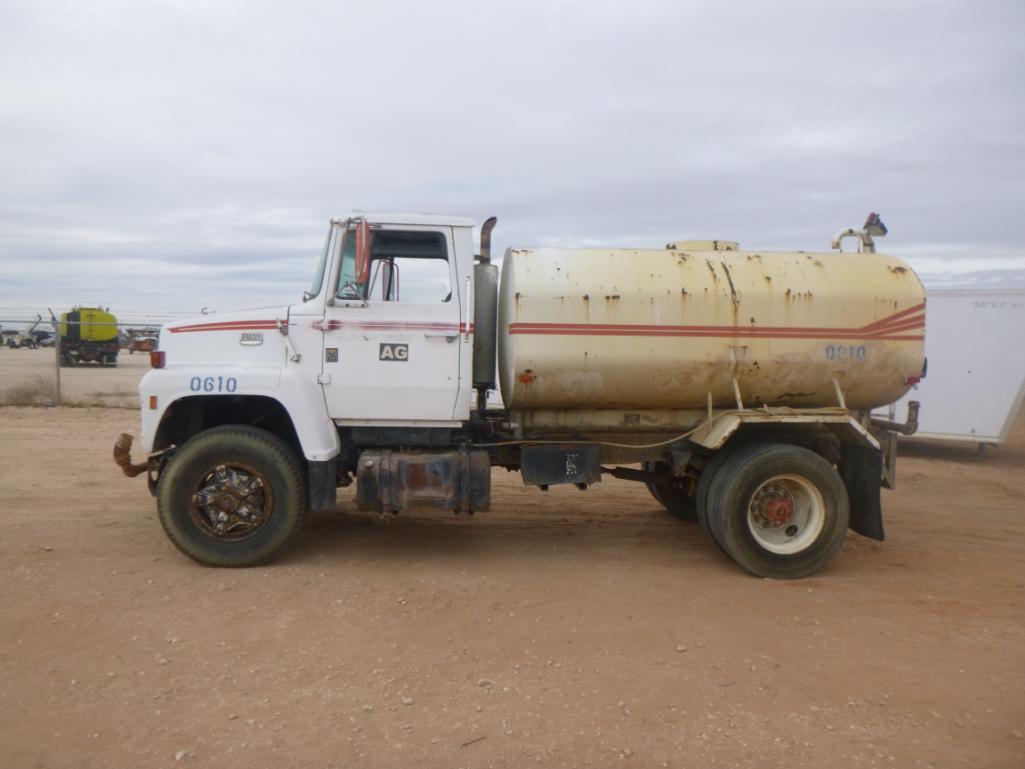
[355, 219, 371, 284]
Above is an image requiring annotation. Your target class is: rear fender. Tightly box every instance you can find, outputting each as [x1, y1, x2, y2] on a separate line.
[692, 408, 885, 541]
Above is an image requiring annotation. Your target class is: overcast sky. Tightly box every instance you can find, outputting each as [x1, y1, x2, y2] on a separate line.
[1, 0, 1023, 321]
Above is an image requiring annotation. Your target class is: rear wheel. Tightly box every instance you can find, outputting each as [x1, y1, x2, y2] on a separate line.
[703, 443, 849, 579]
[695, 449, 735, 553]
[157, 426, 306, 567]
[643, 462, 697, 521]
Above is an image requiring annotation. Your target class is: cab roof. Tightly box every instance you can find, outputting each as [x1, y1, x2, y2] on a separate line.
[335, 212, 475, 228]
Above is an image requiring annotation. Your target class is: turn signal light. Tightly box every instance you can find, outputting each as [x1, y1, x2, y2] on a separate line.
[150, 351, 166, 368]
[149, 395, 158, 410]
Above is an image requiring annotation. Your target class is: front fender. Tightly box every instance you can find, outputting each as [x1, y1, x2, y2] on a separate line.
[138, 366, 339, 461]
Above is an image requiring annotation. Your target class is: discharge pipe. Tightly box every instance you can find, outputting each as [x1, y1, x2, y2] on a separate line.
[870, 400, 920, 436]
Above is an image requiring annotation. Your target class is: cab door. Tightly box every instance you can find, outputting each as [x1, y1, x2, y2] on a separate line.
[321, 223, 465, 423]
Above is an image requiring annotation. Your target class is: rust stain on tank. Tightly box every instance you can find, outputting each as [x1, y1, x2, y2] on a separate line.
[517, 369, 537, 384]
[889, 265, 908, 274]
[720, 262, 739, 306]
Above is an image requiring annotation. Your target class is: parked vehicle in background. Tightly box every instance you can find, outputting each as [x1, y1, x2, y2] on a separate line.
[128, 336, 158, 354]
[125, 327, 161, 352]
[5, 316, 44, 349]
[60, 306, 119, 367]
[115, 213, 924, 579]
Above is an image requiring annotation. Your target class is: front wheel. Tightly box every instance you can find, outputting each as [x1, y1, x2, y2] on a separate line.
[703, 443, 849, 579]
[157, 426, 307, 567]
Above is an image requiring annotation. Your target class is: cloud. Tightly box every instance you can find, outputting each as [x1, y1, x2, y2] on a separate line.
[1, 0, 1023, 318]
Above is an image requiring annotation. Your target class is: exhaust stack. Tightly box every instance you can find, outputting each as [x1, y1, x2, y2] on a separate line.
[473, 217, 499, 410]
[479, 216, 497, 263]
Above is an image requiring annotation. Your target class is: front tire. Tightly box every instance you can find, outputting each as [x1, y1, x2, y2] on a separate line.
[157, 426, 307, 567]
[704, 443, 849, 579]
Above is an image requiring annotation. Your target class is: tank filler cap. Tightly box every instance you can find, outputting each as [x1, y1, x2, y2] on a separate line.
[665, 240, 739, 251]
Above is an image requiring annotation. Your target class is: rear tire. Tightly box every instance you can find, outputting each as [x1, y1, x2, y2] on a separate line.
[695, 449, 735, 554]
[157, 426, 307, 567]
[704, 443, 849, 579]
[643, 462, 697, 521]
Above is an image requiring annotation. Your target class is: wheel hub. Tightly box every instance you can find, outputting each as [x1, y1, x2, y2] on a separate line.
[191, 464, 269, 539]
[750, 484, 796, 528]
[745, 473, 827, 556]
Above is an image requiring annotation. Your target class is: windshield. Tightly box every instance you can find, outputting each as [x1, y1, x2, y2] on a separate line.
[307, 223, 333, 299]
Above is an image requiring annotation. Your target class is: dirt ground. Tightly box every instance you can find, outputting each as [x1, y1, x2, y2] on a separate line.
[1, 355, 1023, 768]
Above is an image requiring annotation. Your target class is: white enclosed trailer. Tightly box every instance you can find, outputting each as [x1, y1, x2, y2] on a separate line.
[878, 289, 1025, 446]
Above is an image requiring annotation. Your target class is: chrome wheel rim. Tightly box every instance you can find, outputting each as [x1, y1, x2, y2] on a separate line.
[189, 462, 273, 541]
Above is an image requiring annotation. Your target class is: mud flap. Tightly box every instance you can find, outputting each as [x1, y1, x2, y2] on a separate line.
[840, 443, 885, 541]
[308, 458, 338, 512]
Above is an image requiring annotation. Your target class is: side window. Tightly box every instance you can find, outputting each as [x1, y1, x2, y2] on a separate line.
[335, 228, 451, 303]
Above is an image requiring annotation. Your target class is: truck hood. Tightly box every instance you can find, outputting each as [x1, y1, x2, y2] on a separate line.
[164, 306, 289, 336]
[160, 305, 291, 367]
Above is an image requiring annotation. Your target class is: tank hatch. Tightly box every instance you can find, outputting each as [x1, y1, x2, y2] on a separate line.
[665, 240, 739, 251]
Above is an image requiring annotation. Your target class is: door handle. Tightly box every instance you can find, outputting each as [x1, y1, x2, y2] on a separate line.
[424, 332, 458, 342]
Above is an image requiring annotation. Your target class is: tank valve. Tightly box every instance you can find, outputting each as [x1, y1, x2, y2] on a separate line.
[870, 400, 919, 436]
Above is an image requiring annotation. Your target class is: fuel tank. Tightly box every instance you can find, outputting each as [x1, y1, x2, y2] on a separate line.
[497, 246, 925, 412]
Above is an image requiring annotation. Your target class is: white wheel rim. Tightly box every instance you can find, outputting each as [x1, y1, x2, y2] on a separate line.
[746, 474, 826, 555]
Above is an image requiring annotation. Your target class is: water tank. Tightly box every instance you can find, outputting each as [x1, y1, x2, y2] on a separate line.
[497, 246, 925, 412]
